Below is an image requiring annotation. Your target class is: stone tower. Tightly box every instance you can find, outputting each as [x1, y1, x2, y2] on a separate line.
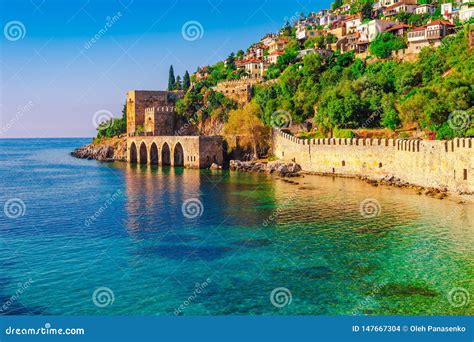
[126, 90, 183, 136]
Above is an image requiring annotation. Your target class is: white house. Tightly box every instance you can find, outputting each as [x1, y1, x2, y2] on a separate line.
[367, 19, 397, 42]
[415, 4, 436, 15]
[459, 0, 474, 22]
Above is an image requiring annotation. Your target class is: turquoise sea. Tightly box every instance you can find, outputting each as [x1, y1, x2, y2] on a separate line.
[0, 139, 472, 315]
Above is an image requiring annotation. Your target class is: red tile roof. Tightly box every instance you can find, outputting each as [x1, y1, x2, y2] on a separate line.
[412, 25, 427, 31]
[385, 23, 410, 32]
[427, 20, 455, 27]
[268, 51, 284, 56]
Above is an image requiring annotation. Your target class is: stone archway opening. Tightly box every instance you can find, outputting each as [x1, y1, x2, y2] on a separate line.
[173, 142, 184, 167]
[162, 142, 171, 166]
[139, 142, 148, 164]
[150, 142, 159, 165]
[130, 142, 137, 163]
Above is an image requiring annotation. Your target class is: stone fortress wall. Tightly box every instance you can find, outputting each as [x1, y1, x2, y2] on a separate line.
[214, 79, 260, 105]
[273, 129, 474, 194]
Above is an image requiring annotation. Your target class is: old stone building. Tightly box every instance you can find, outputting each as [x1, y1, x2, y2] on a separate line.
[126, 90, 223, 168]
[214, 79, 260, 105]
[126, 90, 184, 135]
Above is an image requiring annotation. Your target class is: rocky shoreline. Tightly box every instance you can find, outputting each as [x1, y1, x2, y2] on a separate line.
[229, 160, 474, 202]
[71, 136, 127, 162]
[229, 160, 302, 177]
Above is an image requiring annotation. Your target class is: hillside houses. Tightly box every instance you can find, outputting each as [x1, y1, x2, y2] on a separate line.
[194, 0, 473, 86]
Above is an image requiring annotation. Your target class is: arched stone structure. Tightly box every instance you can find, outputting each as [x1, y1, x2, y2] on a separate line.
[150, 142, 159, 165]
[139, 142, 148, 164]
[173, 142, 184, 167]
[130, 142, 137, 163]
[127, 136, 223, 168]
[162, 142, 171, 166]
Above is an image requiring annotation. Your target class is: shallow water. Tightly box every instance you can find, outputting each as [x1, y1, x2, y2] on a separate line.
[0, 139, 473, 315]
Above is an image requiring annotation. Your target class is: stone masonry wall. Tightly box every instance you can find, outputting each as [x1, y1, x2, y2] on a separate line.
[273, 129, 474, 194]
[127, 136, 223, 169]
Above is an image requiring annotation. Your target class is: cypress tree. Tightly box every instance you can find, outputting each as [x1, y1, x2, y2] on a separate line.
[175, 75, 182, 90]
[183, 70, 190, 91]
[168, 65, 176, 91]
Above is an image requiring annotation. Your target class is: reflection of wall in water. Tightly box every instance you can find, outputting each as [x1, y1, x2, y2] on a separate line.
[123, 165, 201, 235]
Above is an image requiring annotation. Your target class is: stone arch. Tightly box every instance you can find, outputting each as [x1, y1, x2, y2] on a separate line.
[173, 142, 184, 167]
[150, 142, 159, 165]
[161, 142, 171, 166]
[129, 142, 137, 163]
[139, 142, 148, 164]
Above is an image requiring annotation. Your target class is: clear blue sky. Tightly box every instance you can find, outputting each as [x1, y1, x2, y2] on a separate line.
[0, 0, 332, 138]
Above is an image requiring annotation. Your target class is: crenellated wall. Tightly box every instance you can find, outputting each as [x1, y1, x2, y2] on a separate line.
[272, 129, 474, 194]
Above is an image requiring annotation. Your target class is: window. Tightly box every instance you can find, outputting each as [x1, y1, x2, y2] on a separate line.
[464, 169, 468, 181]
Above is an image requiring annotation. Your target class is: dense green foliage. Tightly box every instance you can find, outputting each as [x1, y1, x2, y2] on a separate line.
[96, 103, 127, 139]
[175, 81, 237, 123]
[369, 33, 406, 59]
[253, 30, 473, 138]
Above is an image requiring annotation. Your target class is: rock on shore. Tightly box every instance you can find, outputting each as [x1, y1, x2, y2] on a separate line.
[229, 160, 302, 177]
[71, 136, 127, 162]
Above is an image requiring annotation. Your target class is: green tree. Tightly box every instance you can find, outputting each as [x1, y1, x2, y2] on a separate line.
[223, 102, 270, 159]
[175, 75, 182, 90]
[369, 33, 406, 59]
[168, 65, 176, 91]
[183, 70, 191, 91]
